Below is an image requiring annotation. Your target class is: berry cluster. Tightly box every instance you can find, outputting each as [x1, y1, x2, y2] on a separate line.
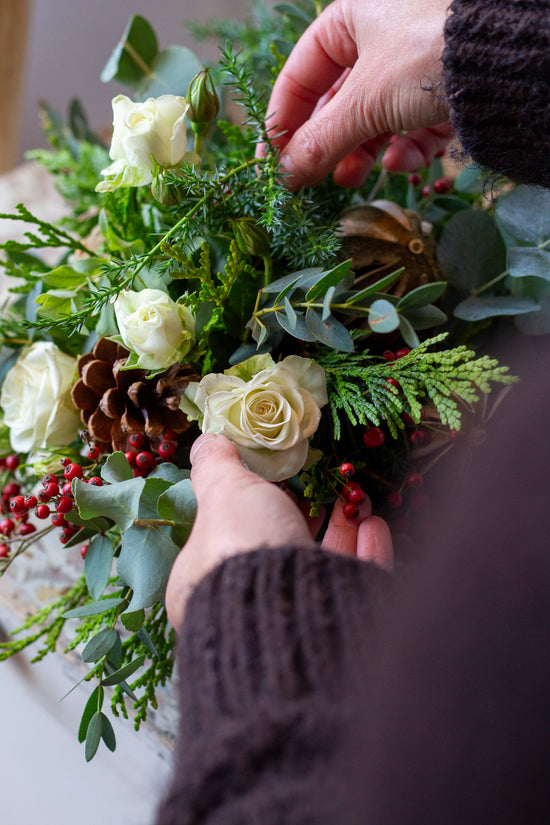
[123, 427, 178, 476]
[337, 462, 368, 520]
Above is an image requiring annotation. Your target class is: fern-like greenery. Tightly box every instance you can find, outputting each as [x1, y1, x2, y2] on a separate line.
[319, 333, 517, 439]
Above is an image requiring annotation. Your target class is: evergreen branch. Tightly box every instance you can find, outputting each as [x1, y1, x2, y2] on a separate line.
[0, 204, 93, 255]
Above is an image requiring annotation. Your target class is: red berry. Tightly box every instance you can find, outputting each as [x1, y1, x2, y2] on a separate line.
[135, 451, 154, 470]
[16, 512, 29, 524]
[125, 451, 136, 466]
[433, 176, 452, 195]
[64, 463, 83, 481]
[363, 427, 385, 448]
[36, 504, 50, 519]
[339, 462, 355, 478]
[410, 430, 426, 445]
[60, 456, 71, 467]
[5, 454, 19, 471]
[18, 522, 36, 536]
[59, 533, 70, 545]
[408, 173, 422, 186]
[435, 149, 446, 158]
[158, 441, 176, 460]
[0, 518, 15, 535]
[24, 495, 38, 509]
[348, 487, 366, 504]
[422, 184, 431, 198]
[342, 481, 362, 501]
[80, 544, 89, 559]
[62, 482, 73, 497]
[9, 495, 26, 515]
[407, 472, 424, 488]
[0, 544, 9, 558]
[44, 482, 60, 499]
[88, 477, 103, 487]
[129, 433, 145, 449]
[387, 491, 404, 509]
[3, 482, 20, 500]
[386, 377, 400, 390]
[38, 490, 53, 503]
[382, 350, 396, 362]
[163, 427, 178, 442]
[396, 348, 411, 359]
[87, 446, 101, 461]
[56, 496, 73, 514]
[343, 502, 359, 519]
[51, 513, 68, 528]
[41, 474, 58, 487]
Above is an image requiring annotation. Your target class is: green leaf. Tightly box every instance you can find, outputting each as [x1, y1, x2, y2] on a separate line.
[41, 265, 90, 289]
[368, 299, 400, 333]
[78, 686, 104, 743]
[397, 282, 446, 310]
[497, 186, 550, 244]
[347, 268, 404, 305]
[398, 315, 421, 348]
[101, 654, 146, 687]
[101, 15, 158, 87]
[404, 305, 447, 330]
[453, 162, 485, 194]
[85, 712, 103, 762]
[100, 452, 134, 483]
[74, 476, 145, 532]
[261, 268, 322, 295]
[137, 46, 203, 99]
[117, 524, 180, 611]
[100, 713, 116, 752]
[437, 210, 507, 292]
[273, 276, 301, 306]
[284, 296, 298, 328]
[82, 628, 119, 663]
[157, 478, 197, 545]
[120, 609, 145, 633]
[63, 597, 124, 619]
[137, 626, 159, 657]
[304, 260, 353, 302]
[305, 308, 355, 351]
[138, 477, 173, 519]
[454, 295, 539, 321]
[148, 463, 190, 483]
[507, 247, 550, 281]
[85, 535, 114, 601]
[322, 285, 336, 321]
[277, 309, 317, 341]
[106, 634, 123, 670]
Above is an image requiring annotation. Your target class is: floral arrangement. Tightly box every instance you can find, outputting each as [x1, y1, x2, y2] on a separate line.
[2, 1, 548, 761]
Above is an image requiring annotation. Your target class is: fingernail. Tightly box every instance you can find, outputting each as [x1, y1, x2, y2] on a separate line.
[279, 152, 297, 179]
[190, 433, 218, 465]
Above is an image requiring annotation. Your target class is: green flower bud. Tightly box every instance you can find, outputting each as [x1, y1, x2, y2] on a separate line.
[231, 218, 271, 258]
[187, 67, 220, 137]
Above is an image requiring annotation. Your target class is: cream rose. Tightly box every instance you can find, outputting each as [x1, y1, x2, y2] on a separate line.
[0, 342, 80, 453]
[114, 288, 195, 371]
[181, 354, 328, 481]
[97, 94, 195, 192]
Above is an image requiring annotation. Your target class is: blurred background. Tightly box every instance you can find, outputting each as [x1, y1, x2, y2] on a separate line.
[3, 0, 250, 168]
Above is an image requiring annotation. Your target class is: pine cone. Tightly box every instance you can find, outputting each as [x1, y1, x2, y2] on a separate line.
[71, 338, 199, 453]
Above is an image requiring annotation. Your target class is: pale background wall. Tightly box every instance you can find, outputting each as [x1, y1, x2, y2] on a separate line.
[19, 0, 250, 156]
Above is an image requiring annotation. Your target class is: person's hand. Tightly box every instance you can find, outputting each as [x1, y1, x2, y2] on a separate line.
[165, 434, 393, 627]
[261, 0, 452, 190]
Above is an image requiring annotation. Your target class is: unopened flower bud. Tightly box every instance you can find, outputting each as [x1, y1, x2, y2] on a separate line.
[187, 67, 220, 137]
[231, 218, 271, 258]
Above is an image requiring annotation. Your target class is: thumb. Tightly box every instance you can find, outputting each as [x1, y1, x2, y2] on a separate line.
[190, 433, 248, 501]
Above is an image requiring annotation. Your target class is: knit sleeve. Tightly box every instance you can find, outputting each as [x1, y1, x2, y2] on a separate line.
[442, 0, 550, 187]
[155, 544, 389, 825]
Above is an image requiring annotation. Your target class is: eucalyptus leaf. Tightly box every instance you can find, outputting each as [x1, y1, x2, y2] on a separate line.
[65, 507, 111, 534]
[399, 315, 421, 348]
[117, 524, 180, 611]
[397, 282, 447, 310]
[284, 296, 298, 328]
[322, 285, 336, 321]
[148, 463, 190, 483]
[437, 209, 506, 292]
[100, 713, 117, 752]
[304, 260, 353, 302]
[138, 46, 203, 99]
[454, 295, 539, 321]
[137, 626, 159, 657]
[85, 712, 103, 762]
[106, 634, 123, 670]
[277, 309, 317, 341]
[453, 162, 485, 194]
[74, 476, 145, 532]
[507, 246, 550, 281]
[78, 686, 104, 744]
[85, 535, 114, 601]
[42, 265, 90, 289]
[368, 299, 400, 333]
[261, 268, 320, 294]
[305, 308, 355, 351]
[497, 186, 550, 244]
[63, 597, 124, 619]
[82, 628, 119, 663]
[101, 452, 134, 483]
[273, 276, 301, 306]
[404, 304, 447, 330]
[101, 654, 146, 687]
[138, 477, 173, 519]
[157, 478, 197, 545]
[347, 268, 404, 305]
[101, 15, 158, 88]
[120, 609, 145, 633]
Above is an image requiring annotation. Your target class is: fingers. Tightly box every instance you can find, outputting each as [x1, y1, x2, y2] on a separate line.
[189, 432, 247, 501]
[381, 123, 454, 172]
[357, 516, 394, 571]
[321, 497, 373, 557]
[332, 133, 392, 188]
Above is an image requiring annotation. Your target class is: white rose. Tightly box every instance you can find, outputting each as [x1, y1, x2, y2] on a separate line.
[97, 94, 195, 192]
[114, 288, 195, 371]
[0, 342, 80, 453]
[182, 354, 328, 482]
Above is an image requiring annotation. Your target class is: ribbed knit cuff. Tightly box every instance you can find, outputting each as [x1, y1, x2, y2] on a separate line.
[443, 0, 550, 188]
[178, 544, 389, 731]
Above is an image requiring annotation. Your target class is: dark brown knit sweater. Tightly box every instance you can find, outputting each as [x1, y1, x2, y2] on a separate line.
[156, 5, 550, 823]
